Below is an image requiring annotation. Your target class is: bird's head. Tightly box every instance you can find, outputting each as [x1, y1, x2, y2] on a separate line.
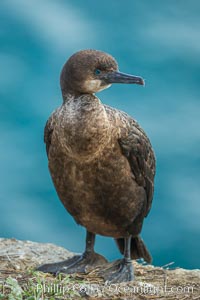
[60, 49, 144, 96]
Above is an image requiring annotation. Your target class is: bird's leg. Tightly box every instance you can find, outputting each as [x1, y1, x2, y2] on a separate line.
[36, 231, 107, 275]
[57, 231, 108, 274]
[99, 236, 134, 283]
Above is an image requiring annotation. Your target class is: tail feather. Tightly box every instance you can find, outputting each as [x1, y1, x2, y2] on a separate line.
[115, 236, 152, 263]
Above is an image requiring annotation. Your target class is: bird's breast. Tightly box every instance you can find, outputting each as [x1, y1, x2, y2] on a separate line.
[50, 97, 116, 161]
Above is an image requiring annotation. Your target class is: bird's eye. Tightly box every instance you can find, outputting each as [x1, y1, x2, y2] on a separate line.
[95, 69, 101, 75]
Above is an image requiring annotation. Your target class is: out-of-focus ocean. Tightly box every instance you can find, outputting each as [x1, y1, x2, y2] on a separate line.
[1, 0, 200, 269]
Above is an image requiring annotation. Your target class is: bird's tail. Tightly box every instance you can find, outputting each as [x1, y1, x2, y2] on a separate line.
[115, 236, 152, 263]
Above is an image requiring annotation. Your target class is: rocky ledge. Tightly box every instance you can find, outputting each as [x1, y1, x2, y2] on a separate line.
[0, 238, 199, 299]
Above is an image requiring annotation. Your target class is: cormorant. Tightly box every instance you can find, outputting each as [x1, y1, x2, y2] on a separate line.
[37, 49, 156, 283]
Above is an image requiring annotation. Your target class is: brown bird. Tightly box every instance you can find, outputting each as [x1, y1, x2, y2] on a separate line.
[37, 49, 156, 283]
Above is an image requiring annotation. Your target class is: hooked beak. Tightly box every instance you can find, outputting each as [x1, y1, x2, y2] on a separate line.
[102, 71, 145, 86]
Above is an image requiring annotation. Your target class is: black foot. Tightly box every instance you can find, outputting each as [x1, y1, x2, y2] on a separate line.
[36, 252, 107, 275]
[98, 259, 134, 283]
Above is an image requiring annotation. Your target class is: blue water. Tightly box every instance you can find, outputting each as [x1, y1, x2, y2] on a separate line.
[1, 0, 200, 269]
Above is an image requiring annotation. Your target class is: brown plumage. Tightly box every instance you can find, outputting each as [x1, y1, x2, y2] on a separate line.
[39, 49, 156, 282]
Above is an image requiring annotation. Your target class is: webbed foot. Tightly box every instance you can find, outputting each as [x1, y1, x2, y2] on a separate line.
[37, 252, 107, 275]
[98, 259, 134, 283]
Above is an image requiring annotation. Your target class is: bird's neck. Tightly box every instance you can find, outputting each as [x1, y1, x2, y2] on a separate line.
[60, 93, 111, 161]
[62, 92, 106, 118]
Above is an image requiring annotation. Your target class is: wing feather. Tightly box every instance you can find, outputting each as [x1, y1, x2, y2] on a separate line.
[119, 120, 156, 217]
[44, 110, 57, 157]
[104, 104, 156, 217]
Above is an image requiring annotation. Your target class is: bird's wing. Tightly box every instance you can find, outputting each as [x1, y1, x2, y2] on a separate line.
[105, 105, 156, 217]
[119, 115, 156, 217]
[44, 109, 58, 157]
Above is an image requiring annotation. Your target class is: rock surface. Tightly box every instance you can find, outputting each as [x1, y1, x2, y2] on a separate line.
[0, 238, 199, 299]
